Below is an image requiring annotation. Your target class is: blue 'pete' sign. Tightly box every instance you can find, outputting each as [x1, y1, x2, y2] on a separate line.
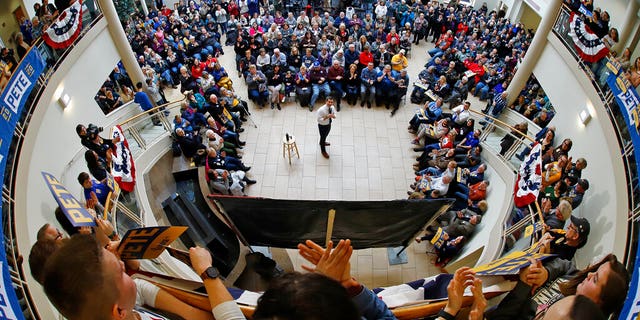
[0, 48, 45, 320]
[606, 59, 640, 319]
[0, 49, 46, 189]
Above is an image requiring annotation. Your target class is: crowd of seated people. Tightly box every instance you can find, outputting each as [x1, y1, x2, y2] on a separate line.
[171, 88, 257, 196]
[231, 7, 422, 115]
[409, 10, 534, 108]
[406, 98, 490, 265]
[509, 125, 593, 258]
[27, 0, 632, 319]
[94, 63, 139, 114]
[507, 75, 556, 126]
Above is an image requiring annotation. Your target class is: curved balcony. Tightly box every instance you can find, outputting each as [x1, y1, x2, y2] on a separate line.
[2, 2, 637, 318]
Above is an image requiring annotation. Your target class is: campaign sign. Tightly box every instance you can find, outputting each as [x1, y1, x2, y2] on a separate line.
[41, 171, 96, 227]
[472, 250, 556, 276]
[0, 259, 21, 320]
[0, 49, 45, 189]
[117, 226, 188, 260]
[620, 226, 640, 319]
[430, 227, 446, 250]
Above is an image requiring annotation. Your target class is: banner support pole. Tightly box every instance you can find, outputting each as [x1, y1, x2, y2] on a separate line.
[325, 209, 335, 247]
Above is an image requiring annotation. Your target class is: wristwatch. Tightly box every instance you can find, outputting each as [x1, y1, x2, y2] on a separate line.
[200, 266, 219, 281]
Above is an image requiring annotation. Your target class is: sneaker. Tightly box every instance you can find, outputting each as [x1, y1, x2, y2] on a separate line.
[277, 104, 281, 110]
[309, 106, 314, 112]
[271, 103, 275, 109]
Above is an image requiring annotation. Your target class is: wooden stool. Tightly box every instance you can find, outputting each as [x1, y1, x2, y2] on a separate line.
[282, 135, 300, 165]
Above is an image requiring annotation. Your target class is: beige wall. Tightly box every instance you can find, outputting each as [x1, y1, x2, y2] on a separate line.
[519, 2, 542, 32]
[0, 0, 24, 52]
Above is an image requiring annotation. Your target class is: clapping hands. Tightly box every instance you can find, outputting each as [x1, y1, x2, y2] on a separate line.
[443, 267, 486, 319]
[298, 239, 359, 288]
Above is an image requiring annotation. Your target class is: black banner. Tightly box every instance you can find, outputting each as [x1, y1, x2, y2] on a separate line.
[210, 196, 453, 249]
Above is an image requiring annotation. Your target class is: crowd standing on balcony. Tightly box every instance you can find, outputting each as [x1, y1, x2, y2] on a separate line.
[19, 0, 633, 319]
[563, 0, 639, 91]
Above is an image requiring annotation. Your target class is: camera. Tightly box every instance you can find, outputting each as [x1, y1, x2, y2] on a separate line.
[87, 123, 103, 140]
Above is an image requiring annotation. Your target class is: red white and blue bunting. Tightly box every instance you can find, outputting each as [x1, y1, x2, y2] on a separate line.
[568, 12, 609, 63]
[111, 125, 136, 192]
[513, 142, 542, 208]
[42, 0, 83, 49]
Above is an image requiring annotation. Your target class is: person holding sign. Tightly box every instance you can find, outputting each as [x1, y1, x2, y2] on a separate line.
[41, 234, 244, 320]
[77, 172, 110, 207]
[485, 253, 629, 319]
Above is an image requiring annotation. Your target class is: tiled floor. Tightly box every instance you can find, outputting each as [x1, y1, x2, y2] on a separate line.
[159, 40, 499, 288]
[209, 41, 475, 288]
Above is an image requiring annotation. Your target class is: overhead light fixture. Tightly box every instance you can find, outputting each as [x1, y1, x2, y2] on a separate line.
[579, 108, 591, 125]
[58, 93, 70, 109]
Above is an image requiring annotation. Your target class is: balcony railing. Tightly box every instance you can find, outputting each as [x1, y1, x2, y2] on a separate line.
[552, 5, 637, 207]
[0, 3, 103, 318]
[552, 3, 640, 304]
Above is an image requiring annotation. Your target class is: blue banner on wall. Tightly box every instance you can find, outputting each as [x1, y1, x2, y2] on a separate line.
[606, 60, 640, 319]
[0, 48, 45, 320]
[620, 226, 640, 319]
[0, 49, 46, 188]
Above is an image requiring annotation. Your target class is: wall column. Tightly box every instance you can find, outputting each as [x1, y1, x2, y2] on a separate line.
[506, 0, 564, 105]
[96, 0, 145, 88]
[140, 0, 150, 16]
[613, 0, 639, 54]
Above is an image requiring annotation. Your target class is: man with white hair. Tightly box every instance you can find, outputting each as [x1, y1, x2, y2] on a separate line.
[332, 49, 345, 67]
[450, 101, 472, 128]
[270, 48, 287, 67]
[205, 129, 242, 158]
[328, 60, 345, 111]
[344, 43, 360, 67]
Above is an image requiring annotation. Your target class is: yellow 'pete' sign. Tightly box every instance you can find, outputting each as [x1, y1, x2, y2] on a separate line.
[117, 226, 188, 260]
[41, 171, 96, 227]
[472, 250, 556, 276]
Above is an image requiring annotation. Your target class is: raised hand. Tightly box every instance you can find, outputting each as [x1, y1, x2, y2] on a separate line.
[469, 277, 486, 320]
[519, 258, 548, 291]
[444, 267, 476, 316]
[298, 239, 357, 288]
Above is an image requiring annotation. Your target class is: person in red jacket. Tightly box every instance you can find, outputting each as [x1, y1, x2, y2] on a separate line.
[190, 58, 206, 80]
[358, 46, 374, 70]
[463, 58, 486, 86]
